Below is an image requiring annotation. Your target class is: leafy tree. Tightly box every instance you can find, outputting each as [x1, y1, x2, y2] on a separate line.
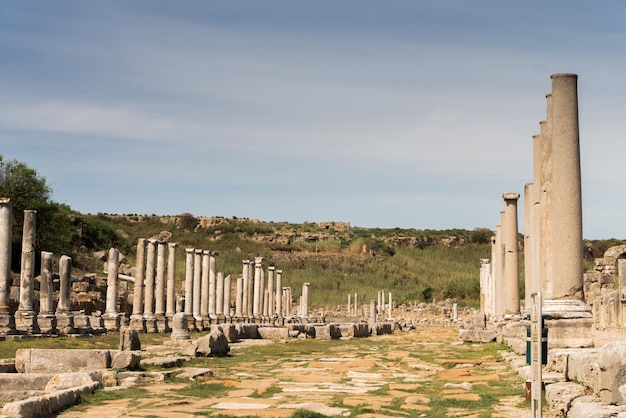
[0, 155, 73, 268]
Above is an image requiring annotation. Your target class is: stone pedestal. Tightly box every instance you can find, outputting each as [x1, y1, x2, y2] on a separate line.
[129, 315, 146, 333]
[171, 312, 190, 340]
[144, 315, 157, 333]
[90, 314, 104, 332]
[543, 299, 593, 348]
[38, 315, 57, 335]
[55, 313, 74, 335]
[15, 312, 39, 334]
[156, 315, 169, 333]
[103, 313, 121, 331]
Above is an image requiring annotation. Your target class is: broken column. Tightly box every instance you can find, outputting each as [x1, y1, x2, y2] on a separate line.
[0, 198, 14, 333]
[216, 271, 224, 318]
[542, 73, 592, 347]
[267, 265, 275, 318]
[301, 282, 310, 319]
[56, 255, 74, 334]
[241, 260, 250, 318]
[235, 277, 244, 318]
[103, 247, 121, 330]
[154, 240, 168, 332]
[502, 192, 521, 316]
[130, 238, 146, 331]
[16, 210, 39, 333]
[38, 251, 56, 333]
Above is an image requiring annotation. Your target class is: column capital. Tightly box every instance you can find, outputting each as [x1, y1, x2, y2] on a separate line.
[185, 247, 195, 254]
[502, 192, 520, 201]
[168, 242, 178, 249]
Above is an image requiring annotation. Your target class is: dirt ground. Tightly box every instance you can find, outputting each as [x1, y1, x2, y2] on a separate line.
[56, 327, 547, 418]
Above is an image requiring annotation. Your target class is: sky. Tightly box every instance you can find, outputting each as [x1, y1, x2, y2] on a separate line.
[1, 1, 625, 239]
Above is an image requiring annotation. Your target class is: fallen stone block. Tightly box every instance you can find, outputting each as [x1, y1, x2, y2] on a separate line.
[258, 326, 289, 339]
[195, 329, 230, 357]
[0, 373, 55, 391]
[236, 324, 259, 339]
[567, 349, 600, 393]
[458, 329, 496, 343]
[15, 349, 111, 374]
[110, 350, 141, 370]
[569, 396, 626, 418]
[217, 324, 239, 342]
[598, 341, 626, 404]
[140, 356, 186, 368]
[44, 372, 101, 392]
[545, 381, 586, 416]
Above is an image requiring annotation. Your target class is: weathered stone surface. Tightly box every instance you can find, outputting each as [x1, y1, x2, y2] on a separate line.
[44, 372, 100, 391]
[258, 326, 289, 339]
[567, 349, 600, 393]
[545, 381, 586, 416]
[119, 326, 141, 351]
[236, 323, 259, 339]
[458, 329, 496, 343]
[140, 356, 186, 368]
[218, 324, 239, 342]
[1, 382, 100, 418]
[338, 323, 370, 338]
[598, 341, 626, 404]
[194, 329, 230, 357]
[0, 374, 55, 390]
[15, 349, 111, 373]
[110, 350, 141, 370]
[568, 398, 626, 418]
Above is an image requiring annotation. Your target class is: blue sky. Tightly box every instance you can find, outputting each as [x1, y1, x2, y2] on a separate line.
[1, 1, 625, 239]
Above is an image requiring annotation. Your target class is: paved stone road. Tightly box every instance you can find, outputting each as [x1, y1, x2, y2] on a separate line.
[58, 327, 539, 417]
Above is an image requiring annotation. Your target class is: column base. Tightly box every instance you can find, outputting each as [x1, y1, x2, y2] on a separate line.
[171, 313, 190, 340]
[15, 310, 39, 334]
[103, 313, 121, 331]
[144, 316, 157, 333]
[156, 316, 170, 333]
[129, 315, 146, 333]
[0, 313, 16, 334]
[543, 299, 594, 348]
[90, 315, 104, 332]
[38, 314, 57, 335]
[55, 313, 74, 335]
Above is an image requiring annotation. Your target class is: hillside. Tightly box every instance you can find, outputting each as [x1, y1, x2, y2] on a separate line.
[69, 213, 494, 309]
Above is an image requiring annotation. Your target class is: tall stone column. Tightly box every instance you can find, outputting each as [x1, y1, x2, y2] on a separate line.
[502, 193, 520, 316]
[143, 239, 157, 333]
[354, 293, 358, 317]
[388, 292, 393, 319]
[275, 270, 283, 318]
[38, 251, 56, 334]
[16, 210, 39, 333]
[0, 198, 14, 333]
[253, 257, 263, 319]
[247, 260, 254, 317]
[209, 252, 218, 320]
[369, 300, 376, 324]
[184, 248, 195, 327]
[479, 259, 491, 316]
[492, 224, 505, 318]
[241, 260, 250, 317]
[104, 247, 121, 330]
[543, 73, 592, 347]
[235, 277, 244, 318]
[193, 249, 203, 325]
[166, 242, 177, 319]
[267, 266, 275, 317]
[539, 101, 553, 298]
[130, 238, 146, 331]
[223, 274, 232, 319]
[200, 250, 210, 325]
[155, 241, 166, 316]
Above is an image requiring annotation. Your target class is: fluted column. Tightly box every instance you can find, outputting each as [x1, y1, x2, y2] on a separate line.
[503, 193, 520, 315]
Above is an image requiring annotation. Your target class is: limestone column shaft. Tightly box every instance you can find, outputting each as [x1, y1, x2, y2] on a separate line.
[209, 252, 217, 318]
[275, 270, 283, 317]
[260, 268, 266, 316]
[184, 248, 194, 316]
[223, 274, 232, 316]
[241, 260, 250, 316]
[493, 225, 504, 317]
[540, 98, 554, 296]
[143, 239, 157, 316]
[18, 210, 36, 312]
[200, 250, 210, 319]
[193, 249, 203, 320]
[57, 255, 72, 313]
[40, 251, 54, 315]
[267, 266, 275, 316]
[216, 272, 224, 315]
[479, 259, 491, 315]
[503, 193, 520, 315]
[253, 257, 263, 317]
[132, 238, 146, 316]
[154, 240, 166, 316]
[166, 242, 177, 317]
[549, 73, 584, 300]
[301, 282, 310, 318]
[247, 260, 254, 315]
[235, 277, 244, 316]
[105, 247, 119, 314]
[0, 199, 12, 314]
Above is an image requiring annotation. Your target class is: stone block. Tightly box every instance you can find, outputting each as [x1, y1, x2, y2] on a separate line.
[458, 329, 496, 343]
[236, 324, 259, 339]
[567, 349, 600, 392]
[598, 341, 626, 404]
[44, 371, 101, 391]
[569, 398, 626, 417]
[258, 326, 289, 339]
[218, 324, 239, 343]
[194, 329, 230, 357]
[110, 350, 141, 370]
[15, 349, 111, 373]
[0, 373, 55, 390]
[119, 326, 141, 351]
[545, 381, 586, 416]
